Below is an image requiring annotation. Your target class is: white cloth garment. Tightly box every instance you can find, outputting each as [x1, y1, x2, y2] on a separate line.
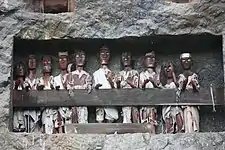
[13, 81, 26, 131]
[178, 73, 200, 133]
[162, 82, 184, 133]
[139, 70, 158, 124]
[23, 77, 41, 132]
[37, 76, 58, 134]
[118, 69, 139, 123]
[69, 70, 92, 123]
[93, 68, 118, 122]
[54, 73, 72, 132]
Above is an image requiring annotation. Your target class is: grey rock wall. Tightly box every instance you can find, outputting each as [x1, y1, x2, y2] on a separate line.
[1, 0, 225, 149]
[0, 132, 225, 150]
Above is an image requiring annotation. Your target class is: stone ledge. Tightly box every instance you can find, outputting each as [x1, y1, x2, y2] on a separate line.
[0, 131, 225, 150]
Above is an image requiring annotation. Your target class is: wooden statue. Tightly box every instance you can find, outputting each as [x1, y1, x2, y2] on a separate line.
[23, 55, 41, 133]
[37, 55, 57, 134]
[54, 52, 71, 133]
[160, 62, 184, 133]
[93, 45, 119, 123]
[139, 51, 160, 134]
[13, 62, 27, 132]
[67, 50, 92, 124]
[116, 52, 139, 123]
[178, 53, 200, 133]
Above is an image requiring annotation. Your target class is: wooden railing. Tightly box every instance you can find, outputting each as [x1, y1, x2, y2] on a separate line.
[11, 88, 225, 134]
[12, 88, 225, 107]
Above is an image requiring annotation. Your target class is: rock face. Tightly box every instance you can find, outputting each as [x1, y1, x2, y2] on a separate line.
[0, 132, 225, 150]
[0, 0, 225, 149]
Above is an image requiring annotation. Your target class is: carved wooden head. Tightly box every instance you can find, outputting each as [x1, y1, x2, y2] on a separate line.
[144, 51, 155, 68]
[41, 55, 52, 74]
[28, 55, 36, 70]
[121, 52, 132, 67]
[180, 53, 193, 70]
[162, 62, 174, 78]
[15, 62, 26, 77]
[74, 50, 86, 67]
[100, 45, 110, 65]
[58, 52, 68, 70]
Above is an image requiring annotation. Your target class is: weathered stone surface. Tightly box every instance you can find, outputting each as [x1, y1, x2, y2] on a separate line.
[0, 132, 224, 150]
[0, 0, 225, 149]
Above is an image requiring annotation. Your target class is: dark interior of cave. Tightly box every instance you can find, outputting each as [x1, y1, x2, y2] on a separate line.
[12, 34, 225, 133]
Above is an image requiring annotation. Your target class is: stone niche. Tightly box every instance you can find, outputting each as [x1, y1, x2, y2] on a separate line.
[12, 33, 225, 133]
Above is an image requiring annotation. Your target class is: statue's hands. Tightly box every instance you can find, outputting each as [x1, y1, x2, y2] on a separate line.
[50, 84, 54, 90]
[107, 71, 115, 80]
[95, 84, 102, 89]
[141, 79, 149, 90]
[37, 85, 44, 91]
[56, 86, 60, 90]
[126, 77, 132, 83]
[69, 89, 74, 97]
[87, 88, 92, 94]
[15, 80, 21, 87]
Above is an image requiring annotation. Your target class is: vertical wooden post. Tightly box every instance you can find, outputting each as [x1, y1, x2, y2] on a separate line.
[40, 0, 44, 13]
[68, 0, 75, 12]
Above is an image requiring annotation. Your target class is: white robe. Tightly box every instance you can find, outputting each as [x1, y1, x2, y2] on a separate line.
[178, 73, 200, 133]
[23, 77, 41, 132]
[139, 70, 158, 124]
[13, 81, 25, 131]
[162, 82, 184, 133]
[93, 68, 118, 122]
[54, 74, 72, 130]
[69, 70, 92, 123]
[118, 69, 139, 123]
[37, 76, 58, 134]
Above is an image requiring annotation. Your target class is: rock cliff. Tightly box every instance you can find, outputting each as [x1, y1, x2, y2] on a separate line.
[0, 0, 225, 149]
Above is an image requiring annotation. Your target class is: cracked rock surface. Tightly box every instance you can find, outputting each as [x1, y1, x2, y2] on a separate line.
[0, 0, 225, 149]
[0, 132, 225, 150]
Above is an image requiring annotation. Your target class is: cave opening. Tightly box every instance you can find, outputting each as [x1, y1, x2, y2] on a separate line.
[11, 34, 225, 133]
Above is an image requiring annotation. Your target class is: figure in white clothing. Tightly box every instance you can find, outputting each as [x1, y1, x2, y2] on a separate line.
[160, 62, 184, 133]
[23, 55, 41, 133]
[139, 51, 161, 134]
[178, 53, 200, 133]
[93, 45, 119, 123]
[54, 51, 72, 133]
[37, 55, 57, 134]
[115, 52, 139, 123]
[13, 62, 27, 132]
[67, 50, 92, 123]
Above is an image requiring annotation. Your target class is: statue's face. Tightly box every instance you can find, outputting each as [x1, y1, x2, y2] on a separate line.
[121, 52, 132, 67]
[28, 55, 36, 70]
[163, 62, 173, 78]
[144, 53, 155, 68]
[181, 56, 192, 70]
[75, 51, 85, 67]
[100, 48, 110, 65]
[59, 55, 68, 70]
[15, 63, 25, 77]
[42, 56, 52, 73]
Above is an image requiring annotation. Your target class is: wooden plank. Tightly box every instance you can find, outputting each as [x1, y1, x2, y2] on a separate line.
[65, 123, 151, 134]
[180, 88, 225, 105]
[13, 89, 176, 107]
[12, 88, 225, 108]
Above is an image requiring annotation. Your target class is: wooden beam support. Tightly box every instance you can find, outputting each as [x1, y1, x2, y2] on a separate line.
[65, 123, 151, 134]
[12, 88, 225, 108]
[13, 89, 176, 107]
